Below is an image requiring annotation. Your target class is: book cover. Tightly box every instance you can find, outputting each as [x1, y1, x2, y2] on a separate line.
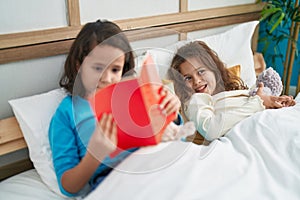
[88, 54, 176, 156]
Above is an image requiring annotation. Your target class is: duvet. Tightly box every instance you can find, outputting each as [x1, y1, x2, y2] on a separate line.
[85, 94, 300, 200]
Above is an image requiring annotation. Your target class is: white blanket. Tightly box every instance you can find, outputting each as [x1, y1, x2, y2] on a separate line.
[85, 95, 300, 200]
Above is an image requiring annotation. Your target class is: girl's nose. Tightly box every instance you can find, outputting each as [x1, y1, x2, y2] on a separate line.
[100, 70, 111, 83]
[193, 74, 203, 86]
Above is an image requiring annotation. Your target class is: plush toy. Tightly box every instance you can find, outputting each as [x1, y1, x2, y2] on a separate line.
[250, 67, 283, 96]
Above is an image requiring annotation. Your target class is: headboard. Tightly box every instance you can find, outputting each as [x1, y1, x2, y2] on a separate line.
[0, 2, 264, 180]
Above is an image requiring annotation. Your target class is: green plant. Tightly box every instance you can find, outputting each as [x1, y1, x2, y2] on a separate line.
[257, 0, 300, 94]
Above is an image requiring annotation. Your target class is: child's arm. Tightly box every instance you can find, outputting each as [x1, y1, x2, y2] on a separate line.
[185, 93, 227, 141]
[61, 113, 117, 194]
[256, 83, 296, 108]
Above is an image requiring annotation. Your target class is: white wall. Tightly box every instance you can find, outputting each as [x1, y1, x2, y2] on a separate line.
[80, 0, 179, 23]
[189, 0, 256, 10]
[0, 0, 67, 34]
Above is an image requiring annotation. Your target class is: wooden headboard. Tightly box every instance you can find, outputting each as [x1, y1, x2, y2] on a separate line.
[0, 2, 264, 180]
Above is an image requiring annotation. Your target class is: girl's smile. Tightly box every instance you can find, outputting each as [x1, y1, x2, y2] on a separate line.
[194, 84, 208, 93]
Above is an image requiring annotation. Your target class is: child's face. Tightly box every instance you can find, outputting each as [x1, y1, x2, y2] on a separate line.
[80, 45, 125, 96]
[179, 57, 216, 95]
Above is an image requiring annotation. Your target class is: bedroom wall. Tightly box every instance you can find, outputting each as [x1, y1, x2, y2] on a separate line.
[0, 0, 256, 120]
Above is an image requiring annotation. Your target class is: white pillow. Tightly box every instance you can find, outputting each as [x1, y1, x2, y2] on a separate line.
[146, 20, 259, 88]
[8, 88, 67, 197]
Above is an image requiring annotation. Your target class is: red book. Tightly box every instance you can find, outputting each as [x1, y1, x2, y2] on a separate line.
[88, 54, 176, 156]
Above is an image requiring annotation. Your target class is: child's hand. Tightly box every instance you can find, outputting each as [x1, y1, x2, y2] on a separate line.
[159, 85, 181, 116]
[88, 113, 117, 161]
[162, 121, 195, 142]
[256, 82, 296, 108]
[279, 95, 296, 107]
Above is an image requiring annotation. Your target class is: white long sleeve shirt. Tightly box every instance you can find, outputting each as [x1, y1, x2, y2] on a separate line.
[185, 90, 265, 141]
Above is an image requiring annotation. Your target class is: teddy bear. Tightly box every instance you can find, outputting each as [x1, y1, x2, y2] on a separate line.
[249, 67, 283, 97]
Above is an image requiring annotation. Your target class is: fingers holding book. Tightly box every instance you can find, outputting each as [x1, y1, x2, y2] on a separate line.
[99, 113, 118, 146]
[159, 86, 181, 116]
[88, 113, 118, 160]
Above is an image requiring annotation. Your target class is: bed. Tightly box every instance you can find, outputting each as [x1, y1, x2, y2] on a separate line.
[1, 1, 300, 200]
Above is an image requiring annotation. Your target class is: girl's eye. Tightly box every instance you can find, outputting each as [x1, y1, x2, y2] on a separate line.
[184, 76, 192, 82]
[112, 68, 121, 73]
[198, 69, 205, 75]
[94, 66, 104, 72]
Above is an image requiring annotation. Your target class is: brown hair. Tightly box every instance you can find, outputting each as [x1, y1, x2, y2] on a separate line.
[60, 20, 135, 96]
[168, 40, 248, 104]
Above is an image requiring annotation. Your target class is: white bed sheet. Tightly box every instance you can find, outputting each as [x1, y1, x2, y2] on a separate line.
[85, 94, 300, 200]
[0, 169, 69, 200]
